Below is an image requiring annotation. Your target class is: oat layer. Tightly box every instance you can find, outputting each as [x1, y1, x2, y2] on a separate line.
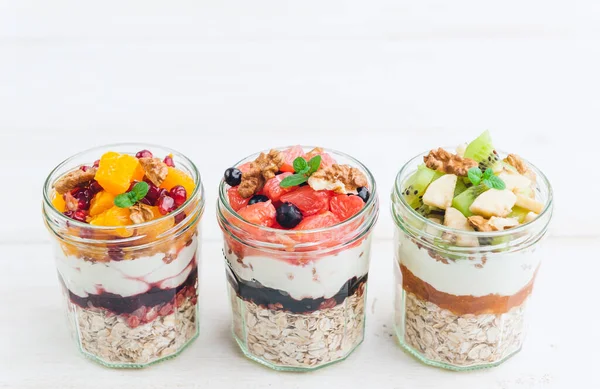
[396, 291, 526, 369]
[229, 283, 366, 370]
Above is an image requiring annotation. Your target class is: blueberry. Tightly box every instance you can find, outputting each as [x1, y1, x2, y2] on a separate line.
[224, 167, 242, 186]
[248, 195, 269, 205]
[276, 202, 303, 228]
[356, 187, 370, 203]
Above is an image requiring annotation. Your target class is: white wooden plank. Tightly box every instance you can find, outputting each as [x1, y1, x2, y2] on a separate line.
[0, 238, 596, 388]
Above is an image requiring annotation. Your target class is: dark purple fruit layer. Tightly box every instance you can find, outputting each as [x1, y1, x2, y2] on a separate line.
[60, 265, 198, 315]
[226, 265, 367, 314]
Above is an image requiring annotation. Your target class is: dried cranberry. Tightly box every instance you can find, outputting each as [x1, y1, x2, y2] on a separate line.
[163, 155, 175, 167]
[174, 212, 186, 224]
[157, 195, 176, 215]
[135, 149, 153, 159]
[169, 185, 187, 207]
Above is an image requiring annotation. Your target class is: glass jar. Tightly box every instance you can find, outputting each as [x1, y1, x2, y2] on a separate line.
[217, 147, 379, 371]
[391, 151, 553, 371]
[42, 144, 205, 368]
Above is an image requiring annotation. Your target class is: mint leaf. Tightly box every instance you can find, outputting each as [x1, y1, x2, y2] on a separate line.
[280, 174, 308, 188]
[483, 175, 506, 190]
[308, 155, 322, 174]
[483, 168, 493, 179]
[293, 157, 309, 174]
[114, 181, 150, 208]
[467, 167, 482, 186]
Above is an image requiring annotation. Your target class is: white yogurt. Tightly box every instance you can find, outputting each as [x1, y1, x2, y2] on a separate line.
[396, 232, 540, 297]
[225, 236, 371, 301]
[55, 235, 198, 298]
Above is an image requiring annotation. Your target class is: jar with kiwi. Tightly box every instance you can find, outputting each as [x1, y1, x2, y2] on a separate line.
[391, 131, 553, 370]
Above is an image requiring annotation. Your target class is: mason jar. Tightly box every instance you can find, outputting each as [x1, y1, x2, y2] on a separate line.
[391, 151, 553, 371]
[217, 147, 379, 371]
[42, 144, 204, 368]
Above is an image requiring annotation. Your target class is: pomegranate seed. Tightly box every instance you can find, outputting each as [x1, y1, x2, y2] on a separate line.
[127, 315, 140, 328]
[73, 189, 91, 210]
[169, 185, 187, 207]
[64, 192, 79, 211]
[144, 184, 166, 206]
[163, 155, 175, 167]
[135, 149, 153, 159]
[64, 210, 87, 222]
[128, 181, 139, 192]
[93, 159, 100, 168]
[157, 195, 175, 215]
[88, 180, 103, 195]
[174, 212, 186, 224]
[107, 248, 124, 261]
[80, 165, 91, 172]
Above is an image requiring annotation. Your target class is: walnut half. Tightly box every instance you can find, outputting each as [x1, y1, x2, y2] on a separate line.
[308, 164, 368, 194]
[139, 157, 168, 187]
[424, 148, 478, 177]
[53, 167, 97, 194]
[130, 203, 155, 224]
[238, 149, 284, 198]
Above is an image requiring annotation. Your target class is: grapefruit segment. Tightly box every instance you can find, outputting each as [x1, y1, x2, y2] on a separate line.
[237, 201, 277, 227]
[279, 145, 306, 173]
[280, 186, 331, 217]
[293, 211, 340, 230]
[262, 172, 294, 202]
[228, 186, 250, 211]
[330, 194, 364, 221]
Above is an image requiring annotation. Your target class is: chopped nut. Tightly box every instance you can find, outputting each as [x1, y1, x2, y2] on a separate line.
[468, 216, 495, 232]
[308, 164, 368, 194]
[504, 154, 536, 182]
[64, 192, 79, 211]
[139, 158, 168, 187]
[238, 150, 284, 198]
[129, 203, 155, 224]
[53, 167, 97, 194]
[423, 148, 478, 176]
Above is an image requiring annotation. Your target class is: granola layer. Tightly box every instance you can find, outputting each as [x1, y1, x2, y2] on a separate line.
[229, 282, 366, 369]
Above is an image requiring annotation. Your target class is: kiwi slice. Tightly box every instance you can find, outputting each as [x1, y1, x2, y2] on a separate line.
[464, 130, 500, 171]
[508, 206, 530, 223]
[454, 179, 468, 197]
[451, 185, 488, 217]
[402, 165, 437, 208]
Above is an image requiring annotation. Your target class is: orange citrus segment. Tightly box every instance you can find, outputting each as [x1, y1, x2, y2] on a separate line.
[94, 152, 145, 195]
[160, 167, 195, 195]
[51, 192, 66, 212]
[89, 190, 116, 217]
[89, 206, 132, 227]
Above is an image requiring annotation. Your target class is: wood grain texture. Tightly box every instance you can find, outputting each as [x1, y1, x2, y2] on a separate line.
[0, 239, 597, 389]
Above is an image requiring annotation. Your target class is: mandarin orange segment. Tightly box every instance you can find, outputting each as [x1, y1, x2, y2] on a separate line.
[89, 206, 132, 227]
[160, 167, 195, 195]
[94, 152, 145, 195]
[137, 206, 175, 240]
[89, 190, 116, 217]
[51, 192, 66, 212]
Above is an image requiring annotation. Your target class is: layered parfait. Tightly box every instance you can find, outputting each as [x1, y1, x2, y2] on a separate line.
[392, 131, 552, 370]
[217, 146, 378, 371]
[43, 146, 203, 368]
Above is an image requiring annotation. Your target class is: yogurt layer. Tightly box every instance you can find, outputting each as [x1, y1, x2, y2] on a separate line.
[226, 236, 371, 301]
[56, 235, 198, 298]
[397, 233, 540, 297]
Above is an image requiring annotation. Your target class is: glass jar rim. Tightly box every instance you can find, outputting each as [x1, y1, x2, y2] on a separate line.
[217, 145, 378, 235]
[42, 142, 204, 232]
[392, 148, 554, 238]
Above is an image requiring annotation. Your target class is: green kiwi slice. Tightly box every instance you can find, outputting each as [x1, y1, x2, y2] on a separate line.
[507, 206, 530, 223]
[454, 178, 468, 197]
[401, 165, 437, 208]
[464, 130, 500, 171]
[451, 184, 488, 217]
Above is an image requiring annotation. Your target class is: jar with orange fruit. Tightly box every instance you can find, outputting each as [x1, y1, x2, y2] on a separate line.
[217, 146, 379, 371]
[42, 144, 204, 368]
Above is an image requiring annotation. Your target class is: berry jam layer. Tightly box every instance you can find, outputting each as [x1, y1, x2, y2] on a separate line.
[400, 263, 535, 316]
[227, 266, 367, 314]
[63, 265, 198, 315]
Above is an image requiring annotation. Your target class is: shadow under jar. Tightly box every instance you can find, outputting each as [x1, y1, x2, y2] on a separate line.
[391, 151, 553, 371]
[217, 147, 379, 371]
[42, 144, 205, 368]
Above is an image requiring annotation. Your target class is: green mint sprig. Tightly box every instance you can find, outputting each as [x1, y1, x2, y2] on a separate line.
[280, 156, 322, 188]
[114, 181, 150, 208]
[467, 167, 506, 190]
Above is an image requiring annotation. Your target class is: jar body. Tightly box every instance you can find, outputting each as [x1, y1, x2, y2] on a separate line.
[391, 152, 552, 371]
[217, 147, 378, 371]
[43, 144, 204, 368]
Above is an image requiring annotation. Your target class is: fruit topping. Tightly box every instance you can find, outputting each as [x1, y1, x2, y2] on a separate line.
[248, 194, 269, 205]
[468, 215, 519, 232]
[443, 207, 478, 247]
[53, 167, 97, 195]
[276, 202, 303, 228]
[238, 149, 284, 198]
[64, 210, 88, 223]
[157, 195, 176, 215]
[89, 190, 116, 217]
[423, 148, 478, 176]
[89, 206, 132, 227]
[262, 172, 294, 202]
[422, 174, 457, 210]
[463, 130, 500, 172]
[514, 194, 544, 214]
[279, 146, 306, 173]
[237, 201, 277, 227]
[138, 157, 169, 187]
[293, 211, 340, 230]
[280, 186, 331, 217]
[160, 167, 195, 195]
[163, 154, 175, 167]
[95, 152, 145, 195]
[330, 194, 364, 221]
[307, 164, 368, 194]
[169, 185, 187, 207]
[228, 186, 250, 211]
[135, 149, 153, 159]
[304, 147, 337, 168]
[224, 167, 243, 186]
[129, 203, 156, 224]
[356, 186, 370, 203]
[469, 189, 516, 218]
[51, 192, 66, 213]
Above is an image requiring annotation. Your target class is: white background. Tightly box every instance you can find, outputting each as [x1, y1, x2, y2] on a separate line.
[1, 1, 599, 388]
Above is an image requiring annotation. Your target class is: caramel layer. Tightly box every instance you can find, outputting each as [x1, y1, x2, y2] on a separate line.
[400, 263, 537, 315]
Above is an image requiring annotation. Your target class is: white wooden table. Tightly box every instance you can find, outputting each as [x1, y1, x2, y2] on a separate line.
[1, 1, 598, 388]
